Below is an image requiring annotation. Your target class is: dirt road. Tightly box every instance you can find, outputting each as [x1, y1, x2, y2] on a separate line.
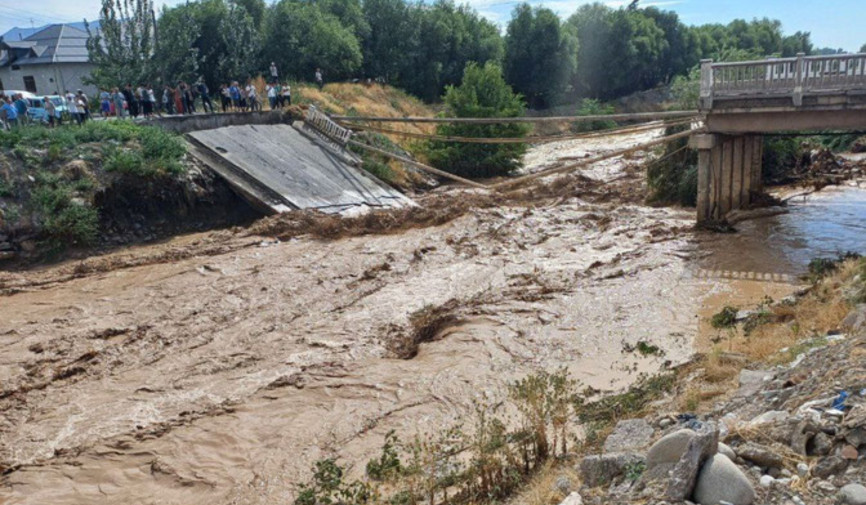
[0, 129, 735, 504]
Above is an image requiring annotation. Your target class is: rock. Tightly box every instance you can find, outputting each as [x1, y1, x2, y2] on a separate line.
[797, 462, 810, 478]
[838, 484, 866, 505]
[841, 445, 859, 460]
[845, 428, 866, 448]
[816, 480, 838, 493]
[554, 476, 572, 495]
[812, 432, 835, 456]
[665, 423, 719, 502]
[659, 418, 674, 429]
[736, 370, 772, 398]
[840, 304, 866, 333]
[604, 419, 654, 454]
[647, 429, 696, 469]
[579, 453, 645, 488]
[736, 442, 784, 469]
[693, 454, 755, 505]
[813, 456, 848, 479]
[559, 491, 583, 505]
[760, 475, 775, 488]
[718, 442, 737, 461]
[19, 240, 36, 253]
[749, 410, 790, 426]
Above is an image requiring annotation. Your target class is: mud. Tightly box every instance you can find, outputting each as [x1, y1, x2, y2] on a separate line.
[0, 128, 855, 504]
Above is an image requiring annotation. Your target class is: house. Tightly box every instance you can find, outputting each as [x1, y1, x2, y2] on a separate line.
[0, 24, 97, 96]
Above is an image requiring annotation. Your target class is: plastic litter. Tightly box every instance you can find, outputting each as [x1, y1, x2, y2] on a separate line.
[832, 391, 850, 410]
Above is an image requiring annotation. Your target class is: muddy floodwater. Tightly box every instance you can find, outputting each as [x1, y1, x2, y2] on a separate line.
[1, 130, 862, 504]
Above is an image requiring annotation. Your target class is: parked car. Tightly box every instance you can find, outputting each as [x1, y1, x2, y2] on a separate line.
[0, 90, 37, 100]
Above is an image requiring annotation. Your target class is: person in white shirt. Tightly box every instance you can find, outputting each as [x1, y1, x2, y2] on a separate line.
[65, 90, 82, 125]
[281, 83, 292, 106]
[246, 82, 260, 112]
[266, 83, 277, 110]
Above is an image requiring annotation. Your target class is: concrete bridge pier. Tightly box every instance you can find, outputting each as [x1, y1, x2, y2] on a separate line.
[691, 133, 764, 223]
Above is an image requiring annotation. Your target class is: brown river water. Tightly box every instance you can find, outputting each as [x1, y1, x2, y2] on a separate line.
[1, 131, 864, 504]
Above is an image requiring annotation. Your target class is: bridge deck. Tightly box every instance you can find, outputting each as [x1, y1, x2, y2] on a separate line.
[188, 123, 413, 214]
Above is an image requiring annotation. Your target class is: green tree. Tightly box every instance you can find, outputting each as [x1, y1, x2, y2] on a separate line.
[154, 5, 200, 85]
[218, 2, 262, 82]
[781, 31, 813, 57]
[567, 3, 613, 97]
[860, 43, 866, 53]
[504, 4, 578, 108]
[426, 62, 530, 178]
[360, 0, 413, 82]
[263, 0, 362, 81]
[234, 0, 266, 28]
[85, 0, 158, 88]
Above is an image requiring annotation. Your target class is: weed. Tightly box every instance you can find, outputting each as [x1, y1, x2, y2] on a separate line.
[807, 252, 861, 283]
[576, 372, 676, 427]
[624, 460, 646, 482]
[623, 340, 664, 357]
[711, 306, 739, 329]
[572, 99, 616, 133]
[295, 458, 373, 505]
[0, 179, 12, 197]
[366, 430, 403, 481]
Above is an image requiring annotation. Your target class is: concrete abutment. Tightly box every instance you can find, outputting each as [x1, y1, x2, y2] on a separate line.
[691, 133, 764, 223]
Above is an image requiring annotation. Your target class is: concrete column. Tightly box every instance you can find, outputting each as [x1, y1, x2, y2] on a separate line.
[689, 134, 718, 223]
[690, 134, 764, 224]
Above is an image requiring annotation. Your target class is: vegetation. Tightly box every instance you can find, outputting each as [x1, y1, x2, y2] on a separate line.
[711, 306, 739, 329]
[0, 122, 187, 251]
[504, 4, 578, 109]
[295, 368, 582, 505]
[646, 124, 698, 206]
[572, 99, 616, 133]
[84, 0, 834, 109]
[426, 63, 530, 179]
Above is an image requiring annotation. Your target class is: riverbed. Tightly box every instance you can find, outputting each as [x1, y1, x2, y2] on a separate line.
[0, 131, 863, 504]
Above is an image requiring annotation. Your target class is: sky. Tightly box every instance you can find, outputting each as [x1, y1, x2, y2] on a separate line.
[0, 0, 863, 52]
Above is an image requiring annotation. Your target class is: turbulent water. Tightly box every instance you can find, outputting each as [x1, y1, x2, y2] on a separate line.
[0, 129, 862, 504]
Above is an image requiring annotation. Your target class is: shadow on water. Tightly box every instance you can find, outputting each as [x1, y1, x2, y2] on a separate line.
[697, 184, 866, 277]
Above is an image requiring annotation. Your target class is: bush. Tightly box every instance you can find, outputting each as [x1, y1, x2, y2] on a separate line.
[762, 137, 802, 183]
[711, 306, 738, 329]
[426, 62, 530, 179]
[647, 124, 698, 206]
[572, 98, 616, 133]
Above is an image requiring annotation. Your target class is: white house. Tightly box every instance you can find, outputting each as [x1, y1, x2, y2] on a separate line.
[0, 24, 97, 96]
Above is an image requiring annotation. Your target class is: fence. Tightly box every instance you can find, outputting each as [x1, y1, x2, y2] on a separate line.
[700, 53, 866, 108]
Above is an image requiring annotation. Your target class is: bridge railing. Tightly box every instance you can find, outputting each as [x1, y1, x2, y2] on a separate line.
[700, 52, 866, 109]
[305, 105, 352, 145]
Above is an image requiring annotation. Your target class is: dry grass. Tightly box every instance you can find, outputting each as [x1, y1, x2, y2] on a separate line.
[504, 461, 581, 505]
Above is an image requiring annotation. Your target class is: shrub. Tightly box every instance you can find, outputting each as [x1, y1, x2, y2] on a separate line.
[426, 62, 530, 179]
[710, 306, 738, 329]
[647, 124, 698, 206]
[572, 98, 616, 133]
[762, 137, 802, 183]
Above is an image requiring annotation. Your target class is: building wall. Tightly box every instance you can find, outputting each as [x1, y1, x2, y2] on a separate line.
[0, 62, 97, 97]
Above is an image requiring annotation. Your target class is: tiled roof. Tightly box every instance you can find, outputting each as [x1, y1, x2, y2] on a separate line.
[0, 24, 92, 66]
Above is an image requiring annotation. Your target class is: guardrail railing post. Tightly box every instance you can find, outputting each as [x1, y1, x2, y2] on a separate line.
[793, 52, 805, 107]
[699, 59, 714, 110]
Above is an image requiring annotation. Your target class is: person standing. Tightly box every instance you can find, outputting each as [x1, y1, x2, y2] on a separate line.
[196, 81, 213, 113]
[162, 85, 174, 115]
[266, 82, 277, 110]
[281, 83, 292, 106]
[220, 84, 231, 112]
[246, 81, 259, 112]
[315, 68, 323, 89]
[44, 96, 56, 127]
[13, 94, 29, 123]
[122, 85, 135, 118]
[100, 89, 111, 117]
[76, 90, 91, 121]
[1, 97, 18, 128]
[229, 81, 241, 111]
[270, 62, 279, 81]
[112, 87, 125, 118]
[66, 90, 81, 125]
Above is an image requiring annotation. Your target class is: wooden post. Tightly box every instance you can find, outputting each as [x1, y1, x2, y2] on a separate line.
[700, 59, 714, 110]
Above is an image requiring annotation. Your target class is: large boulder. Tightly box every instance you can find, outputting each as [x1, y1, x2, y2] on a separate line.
[579, 453, 645, 488]
[647, 429, 696, 469]
[665, 422, 719, 502]
[838, 483, 866, 505]
[559, 492, 583, 505]
[603, 419, 655, 454]
[813, 456, 848, 479]
[693, 454, 756, 505]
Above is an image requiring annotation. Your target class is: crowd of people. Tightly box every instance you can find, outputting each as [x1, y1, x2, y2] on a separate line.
[0, 61, 307, 129]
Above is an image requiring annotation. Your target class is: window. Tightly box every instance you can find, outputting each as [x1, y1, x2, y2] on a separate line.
[23, 76, 37, 93]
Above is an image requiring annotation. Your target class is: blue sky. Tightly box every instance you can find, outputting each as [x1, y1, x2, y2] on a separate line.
[0, 0, 862, 52]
